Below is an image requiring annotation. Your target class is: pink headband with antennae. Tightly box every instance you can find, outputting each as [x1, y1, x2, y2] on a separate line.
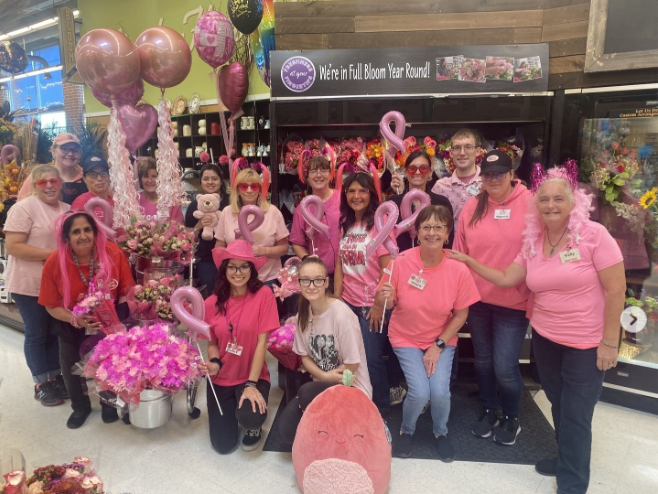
[335, 162, 382, 202]
[231, 158, 270, 198]
[531, 159, 580, 193]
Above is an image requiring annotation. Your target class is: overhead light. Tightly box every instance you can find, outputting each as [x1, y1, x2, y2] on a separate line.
[0, 35, 8, 41]
[7, 27, 30, 37]
[0, 65, 62, 83]
[0, 10, 79, 41]
[29, 17, 58, 30]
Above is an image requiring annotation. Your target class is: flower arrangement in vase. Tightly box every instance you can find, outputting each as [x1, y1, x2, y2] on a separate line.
[117, 219, 194, 262]
[126, 275, 182, 321]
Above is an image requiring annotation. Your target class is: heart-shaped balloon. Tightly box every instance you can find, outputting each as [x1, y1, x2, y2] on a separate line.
[366, 201, 399, 259]
[380, 111, 406, 156]
[234, 205, 265, 245]
[85, 197, 116, 240]
[217, 62, 249, 114]
[117, 103, 158, 153]
[299, 195, 331, 239]
[171, 286, 211, 340]
[395, 189, 431, 240]
[0, 144, 20, 165]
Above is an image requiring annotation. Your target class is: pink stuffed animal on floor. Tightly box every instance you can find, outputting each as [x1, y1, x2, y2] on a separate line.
[192, 193, 222, 240]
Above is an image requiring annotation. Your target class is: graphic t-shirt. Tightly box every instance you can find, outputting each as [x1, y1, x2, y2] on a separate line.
[138, 192, 184, 223]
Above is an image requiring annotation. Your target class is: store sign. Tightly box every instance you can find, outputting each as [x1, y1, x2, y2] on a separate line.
[607, 108, 658, 118]
[58, 6, 83, 84]
[271, 45, 549, 99]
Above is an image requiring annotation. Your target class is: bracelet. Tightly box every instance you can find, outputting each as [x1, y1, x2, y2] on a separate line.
[244, 380, 258, 388]
[600, 340, 619, 349]
[70, 313, 81, 329]
[209, 357, 222, 370]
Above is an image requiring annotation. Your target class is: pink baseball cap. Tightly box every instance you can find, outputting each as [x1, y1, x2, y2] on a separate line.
[212, 240, 267, 271]
[53, 132, 81, 147]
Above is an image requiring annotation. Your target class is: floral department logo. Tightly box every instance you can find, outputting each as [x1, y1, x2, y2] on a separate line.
[281, 56, 316, 93]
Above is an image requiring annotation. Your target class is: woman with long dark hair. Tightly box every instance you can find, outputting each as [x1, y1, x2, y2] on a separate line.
[197, 240, 280, 453]
[334, 172, 391, 415]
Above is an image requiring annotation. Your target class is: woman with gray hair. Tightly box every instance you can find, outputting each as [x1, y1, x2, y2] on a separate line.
[4, 165, 70, 406]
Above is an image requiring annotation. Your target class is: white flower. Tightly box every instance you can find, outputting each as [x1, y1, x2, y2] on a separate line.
[64, 468, 82, 478]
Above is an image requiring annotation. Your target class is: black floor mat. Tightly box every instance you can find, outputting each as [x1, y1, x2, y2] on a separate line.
[264, 383, 558, 464]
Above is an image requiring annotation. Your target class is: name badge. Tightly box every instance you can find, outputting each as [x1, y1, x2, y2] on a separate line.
[466, 184, 480, 196]
[226, 342, 244, 356]
[408, 274, 427, 290]
[560, 249, 581, 264]
[494, 209, 511, 220]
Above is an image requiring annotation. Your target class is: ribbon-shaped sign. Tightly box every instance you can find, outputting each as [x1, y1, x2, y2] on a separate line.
[234, 205, 265, 245]
[84, 197, 116, 241]
[395, 189, 431, 240]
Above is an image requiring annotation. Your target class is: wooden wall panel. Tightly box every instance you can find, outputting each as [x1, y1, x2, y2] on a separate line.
[541, 20, 588, 42]
[277, 34, 327, 50]
[548, 54, 586, 73]
[277, 16, 354, 34]
[542, 4, 590, 25]
[548, 37, 588, 57]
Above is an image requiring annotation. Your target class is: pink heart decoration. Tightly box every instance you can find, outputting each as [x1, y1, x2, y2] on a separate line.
[217, 62, 249, 114]
[117, 103, 158, 153]
[299, 195, 330, 239]
[366, 201, 399, 259]
[379, 111, 407, 157]
[395, 189, 431, 239]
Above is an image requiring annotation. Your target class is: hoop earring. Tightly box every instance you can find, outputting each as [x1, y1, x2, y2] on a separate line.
[444, 238, 449, 245]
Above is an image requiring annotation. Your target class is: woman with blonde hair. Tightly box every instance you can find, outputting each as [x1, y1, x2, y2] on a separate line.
[214, 159, 289, 287]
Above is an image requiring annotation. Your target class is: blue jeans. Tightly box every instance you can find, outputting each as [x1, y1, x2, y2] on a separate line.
[532, 330, 604, 494]
[467, 301, 528, 418]
[12, 293, 60, 384]
[394, 345, 456, 436]
[345, 302, 389, 411]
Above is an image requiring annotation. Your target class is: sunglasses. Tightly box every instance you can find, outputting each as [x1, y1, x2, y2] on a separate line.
[237, 183, 260, 192]
[86, 171, 110, 180]
[482, 171, 509, 181]
[58, 146, 81, 155]
[407, 164, 431, 176]
[35, 178, 62, 188]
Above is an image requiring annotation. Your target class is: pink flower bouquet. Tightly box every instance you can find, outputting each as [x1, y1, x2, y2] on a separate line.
[267, 323, 302, 371]
[26, 457, 103, 494]
[72, 285, 124, 336]
[117, 220, 194, 263]
[127, 275, 181, 321]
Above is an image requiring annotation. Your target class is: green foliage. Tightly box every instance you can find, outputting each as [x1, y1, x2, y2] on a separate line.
[76, 119, 106, 161]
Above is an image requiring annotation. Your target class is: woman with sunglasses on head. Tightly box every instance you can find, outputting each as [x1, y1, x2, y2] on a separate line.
[453, 150, 532, 446]
[70, 156, 114, 224]
[278, 256, 372, 445]
[18, 133, 88, 204]
[334, 169, 392, 416]
[197, 240, 280, 453]
[4, 165, 70, 407]
[215, 160, 289, 288]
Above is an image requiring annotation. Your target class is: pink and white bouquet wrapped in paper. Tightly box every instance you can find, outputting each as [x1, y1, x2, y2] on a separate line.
[117, 220, 194, 263]
[72, 283, 125, 336]
[24, 457, 103, 494]
[83, 323, 201, 405]
[127, 275, 181, 321]
[267, 322, 302, 371]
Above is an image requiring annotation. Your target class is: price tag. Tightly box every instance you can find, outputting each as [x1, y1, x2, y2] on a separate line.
[408, 274, 427, 290]
[560, 249, 581, 264]
[494, 209, 511, 220]
[226, 342, 244, 356]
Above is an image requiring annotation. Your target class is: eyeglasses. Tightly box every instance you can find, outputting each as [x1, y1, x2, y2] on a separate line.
[452, 145, 476, 153]
[346, 189, 370, 197]
[420, 225, 448, 233]
[406, 164, 431, 176]
[58, 146, 81, 155]
[35, 178, 62, 188]
[237, 183, 260, 192]
[482, 172, 509, 181]
[86, 171, 110, 180]
[226, 265, 251, 274]
[299, 277, 327, 287]
[308, 168, 330, 176]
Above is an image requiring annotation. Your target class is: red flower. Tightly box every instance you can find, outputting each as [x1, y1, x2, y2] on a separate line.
[611, 142, 620, 150]
[621, 148, 629, 155]
[616, 164, 625, 173]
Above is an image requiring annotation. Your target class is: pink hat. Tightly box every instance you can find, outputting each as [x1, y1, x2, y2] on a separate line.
[53, 132, 81, 147]
[211, 240, 267, 271]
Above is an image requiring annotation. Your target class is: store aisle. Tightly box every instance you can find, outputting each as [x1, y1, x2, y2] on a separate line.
[1, 324, 656, 494]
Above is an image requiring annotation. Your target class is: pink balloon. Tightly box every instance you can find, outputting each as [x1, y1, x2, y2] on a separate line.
[194, 11, 235, 69]
[367, 201, 399, 259]
[217, 62, 249, 114]
[92, 79, 144, 108]
[0, 144, 20, 165]
[395, 189, 431, 240]
[85, 197, 116, 240]
[75, 28, 141, 94]
[117, 103, 158, 153]
[379, 111, 406, 156]
[135, 27, 192, 89]
[299, 195, 330, 239]
[234, 205, 264, 245]
[171, 286, 212, 340]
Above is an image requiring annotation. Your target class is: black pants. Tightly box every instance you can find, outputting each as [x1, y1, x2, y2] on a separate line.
[207, 379, 270, 454]
[58, 324, 92, 412]
[278, 381, 337, 445]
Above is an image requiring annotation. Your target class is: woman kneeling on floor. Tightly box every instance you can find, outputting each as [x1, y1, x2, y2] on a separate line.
[197, 240, 280, 453]
[278, 257, 372, 445]
[376, 205, 480, 461]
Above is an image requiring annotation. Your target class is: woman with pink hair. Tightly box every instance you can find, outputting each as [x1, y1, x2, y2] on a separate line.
[38, 211, 135, 429]
[448, 163, 625, 494]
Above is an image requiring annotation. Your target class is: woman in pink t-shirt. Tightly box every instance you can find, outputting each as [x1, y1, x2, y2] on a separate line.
[377, 205, 480, 461]
[449, 170, 625, 494]
[334, 172, 391, 414]
[136, 158, 184, 223]
[215, 161, 289, 286]
[278, 257, 372, 445]
[197, 240, 280, 454]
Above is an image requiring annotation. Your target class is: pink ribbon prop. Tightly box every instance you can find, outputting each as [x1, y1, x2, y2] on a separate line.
[0, 144, 20, 165]
[395, 189, 431, 240]
[379, 111, 407, 158]
[299, 195, 330, 255]
[171, 286, 222, 416]
[234, 205, 265, 245]
[85, 197, 116, 240]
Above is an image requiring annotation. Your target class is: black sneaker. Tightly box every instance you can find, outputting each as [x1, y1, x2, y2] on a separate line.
[472, 408, 499, 438]
[53, 375, 69, 400]
[493, 416, 521, 446]
[67, 408, 92, 429]
[435, 434, 456, 463]
[535, 457, 557, 477]
[34, 382, 64, 407]
[242, 428, 263, 451]
[101, 404, 119, 424]
[393, 432, 413, 458]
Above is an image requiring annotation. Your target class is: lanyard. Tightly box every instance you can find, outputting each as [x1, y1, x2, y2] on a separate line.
[72, 249, 95, 289]
[225, 294, 247, 343]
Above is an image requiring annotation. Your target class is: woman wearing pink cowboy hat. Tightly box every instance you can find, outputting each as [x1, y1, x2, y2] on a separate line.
[197, 240, 280, 453]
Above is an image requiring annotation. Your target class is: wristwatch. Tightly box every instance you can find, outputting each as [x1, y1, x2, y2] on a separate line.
[435, 338, 446, 350]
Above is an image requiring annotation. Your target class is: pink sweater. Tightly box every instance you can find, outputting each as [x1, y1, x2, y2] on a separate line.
[454, 183, 531, 310]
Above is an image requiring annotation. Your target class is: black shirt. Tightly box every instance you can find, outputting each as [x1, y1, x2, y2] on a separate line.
[185, 196, 229, 262]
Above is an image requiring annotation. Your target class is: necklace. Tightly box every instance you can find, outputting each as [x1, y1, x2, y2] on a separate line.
[546, 227, 569, 255]
[225, 294, 247, 343]
[72, 249, 95, 287]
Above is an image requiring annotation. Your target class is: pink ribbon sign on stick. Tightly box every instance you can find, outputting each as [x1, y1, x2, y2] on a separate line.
[367, 201, 399, 259]
[395, 189, 431, 240]
[84, 197, 116, 240]
[0, 144, 20, 165]
[170, 286, 211, 340]
[379, 111, 406, 157]
[299, 195, 330, 239]
[234, 205, 265, 245]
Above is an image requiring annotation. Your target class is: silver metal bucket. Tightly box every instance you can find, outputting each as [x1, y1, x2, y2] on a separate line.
[128, 390, 173, 429]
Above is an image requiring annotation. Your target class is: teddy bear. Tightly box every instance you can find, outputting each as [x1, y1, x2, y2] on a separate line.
[192, 193, 222, 241]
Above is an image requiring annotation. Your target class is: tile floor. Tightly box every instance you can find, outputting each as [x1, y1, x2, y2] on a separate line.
[1, 324, 657, 494]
